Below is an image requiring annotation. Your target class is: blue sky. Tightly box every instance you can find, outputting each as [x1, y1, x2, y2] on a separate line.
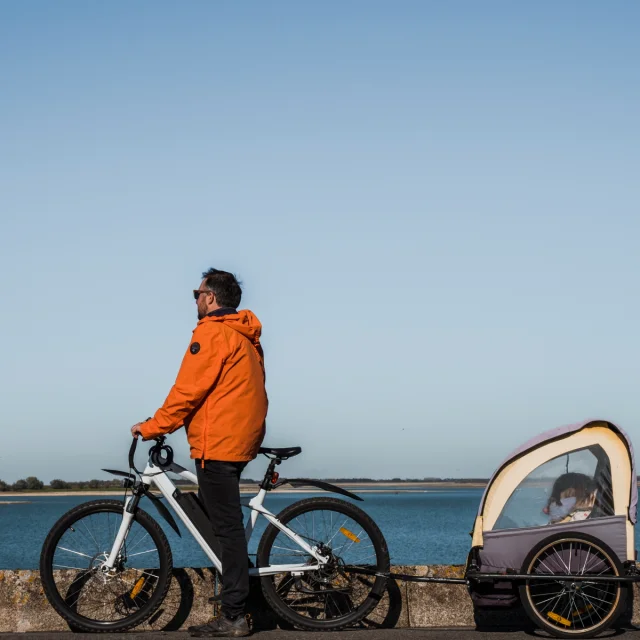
[0, 1, 638, 483]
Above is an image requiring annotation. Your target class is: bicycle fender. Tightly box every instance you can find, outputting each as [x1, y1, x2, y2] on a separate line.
[281, 479, 363, 501]
[102, 468, 137, 481]
[144, 491, 182, 537]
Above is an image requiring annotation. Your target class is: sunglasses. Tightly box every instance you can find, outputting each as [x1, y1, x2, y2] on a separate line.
[193, 289, 212, 301]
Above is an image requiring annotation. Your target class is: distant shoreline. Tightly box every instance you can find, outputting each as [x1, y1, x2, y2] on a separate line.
[0, 481, 486, 498]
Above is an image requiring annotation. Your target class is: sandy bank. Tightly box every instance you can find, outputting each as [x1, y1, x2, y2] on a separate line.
[1, 481, 485, 498]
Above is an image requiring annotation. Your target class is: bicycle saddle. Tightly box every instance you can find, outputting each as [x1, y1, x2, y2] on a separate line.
[259, 446, 302, 459]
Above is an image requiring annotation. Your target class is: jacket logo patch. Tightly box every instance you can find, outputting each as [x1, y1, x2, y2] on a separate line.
[190, 342, 200, 355]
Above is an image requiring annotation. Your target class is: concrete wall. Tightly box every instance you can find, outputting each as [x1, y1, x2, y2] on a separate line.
[0, 566, 638, 633]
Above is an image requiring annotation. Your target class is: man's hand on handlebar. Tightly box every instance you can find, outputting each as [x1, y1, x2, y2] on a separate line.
[130, 417, 153, 440]
[131, 423, 144, 439]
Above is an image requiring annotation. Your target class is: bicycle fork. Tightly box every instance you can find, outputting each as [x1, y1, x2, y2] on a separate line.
[102, 496, 138, 571]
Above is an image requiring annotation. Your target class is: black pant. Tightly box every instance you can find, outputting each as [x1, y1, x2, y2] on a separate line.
[196, 460, 248, 620]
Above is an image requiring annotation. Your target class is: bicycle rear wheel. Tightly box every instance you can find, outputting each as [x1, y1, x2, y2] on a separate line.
[257, 496, 389, 630]
[40, 499, 173, 632]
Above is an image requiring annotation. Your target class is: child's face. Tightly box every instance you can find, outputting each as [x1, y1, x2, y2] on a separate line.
[542, 488, 595, 515]
[560, 488, 596, 509]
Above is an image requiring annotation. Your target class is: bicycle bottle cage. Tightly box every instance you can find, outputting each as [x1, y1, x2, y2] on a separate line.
[149, 441, 174, 468]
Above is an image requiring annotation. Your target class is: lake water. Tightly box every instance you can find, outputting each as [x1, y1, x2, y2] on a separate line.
[0, 488, 483, 569]
[6, 487, 640, 570]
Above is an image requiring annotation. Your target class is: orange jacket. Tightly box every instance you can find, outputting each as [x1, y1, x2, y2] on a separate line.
[139, 309, 268, 462]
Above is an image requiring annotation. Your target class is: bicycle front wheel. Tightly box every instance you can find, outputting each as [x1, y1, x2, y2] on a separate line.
[257, 496, 389, 630]
[40, 499, 173, 632]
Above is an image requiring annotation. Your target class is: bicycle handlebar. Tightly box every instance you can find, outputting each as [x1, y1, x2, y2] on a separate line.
[128, 437, 138, 470]
[129, 434, 167, 475]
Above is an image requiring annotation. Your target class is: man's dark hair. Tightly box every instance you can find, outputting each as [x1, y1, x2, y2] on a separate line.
[202, 268, 242, 308]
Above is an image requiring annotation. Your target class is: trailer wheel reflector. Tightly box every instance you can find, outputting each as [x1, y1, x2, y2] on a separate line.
[339, 527, 361, 543]
[547, 611, 572, 627]
[130, 577, 145, 599]
[572, 604, 594, 617]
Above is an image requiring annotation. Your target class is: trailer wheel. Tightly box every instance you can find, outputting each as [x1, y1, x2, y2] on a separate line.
[519, 532, 627, 638]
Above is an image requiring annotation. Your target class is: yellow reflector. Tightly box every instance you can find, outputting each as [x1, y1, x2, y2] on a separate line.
[547, 611, 572, 627]
[572, 604, 594, 617]
[339, 527, 361, 543]
[130, 577, 145, 599]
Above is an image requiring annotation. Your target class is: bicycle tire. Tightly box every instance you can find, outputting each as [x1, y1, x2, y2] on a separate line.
[257, 496, 389, 631]
[40, 499, 173, 632]
[519, 532, 627, 639]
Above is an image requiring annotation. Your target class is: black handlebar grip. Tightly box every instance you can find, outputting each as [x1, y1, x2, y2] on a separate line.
[128, 437, 138, 470]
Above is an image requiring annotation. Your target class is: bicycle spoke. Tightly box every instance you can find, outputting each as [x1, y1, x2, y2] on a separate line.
[272, 545, 307, 554]
[582, 592, 607, 620]
[578, 588, 616, 606]
[70, 522, 100, 553]
[581, 547, 591, 574]
[85, 515, 102, 550]
[127, 549, 159, 558]
[125, 531, 150, 555]
[578, 590, 609, 617]
[58, 547, 94, 559]
[532, 589, 567, 607]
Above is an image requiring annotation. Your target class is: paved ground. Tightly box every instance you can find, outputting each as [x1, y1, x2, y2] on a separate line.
[0, 632, 535, 639]
[2, 629, 640, 639]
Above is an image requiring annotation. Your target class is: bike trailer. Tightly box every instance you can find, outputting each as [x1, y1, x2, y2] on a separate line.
[466, 419, 637, 637]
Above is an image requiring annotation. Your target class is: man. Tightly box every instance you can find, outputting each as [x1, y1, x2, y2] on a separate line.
[132, 268, 268, 637]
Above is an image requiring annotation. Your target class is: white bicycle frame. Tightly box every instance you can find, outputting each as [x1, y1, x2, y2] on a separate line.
[103, 457, 329, 576]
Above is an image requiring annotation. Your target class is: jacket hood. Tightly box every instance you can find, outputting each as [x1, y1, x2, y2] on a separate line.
[199, 309, 263, 343]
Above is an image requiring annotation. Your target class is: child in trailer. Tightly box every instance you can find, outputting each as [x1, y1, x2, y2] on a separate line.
[543, 472, 597, 524]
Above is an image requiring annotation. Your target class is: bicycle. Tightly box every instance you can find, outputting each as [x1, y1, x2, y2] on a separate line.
[40, 435, 390, 632]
